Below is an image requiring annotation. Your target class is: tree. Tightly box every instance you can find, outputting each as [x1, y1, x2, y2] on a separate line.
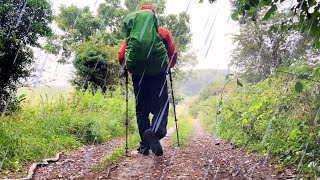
[55, 0, 194, 91]
[204, 0, 320, 49]
[159, 12, 191, 53]
[0, 0, 53, 111]
[50, 5, 102, 64]
[97, 0, 128, 40]
[51, 0, 127, 63]
[54, 1, 127, 90]
[231, 12, 317, 83]
[72, 33, 120, 91]
[159, 12, 196, 82]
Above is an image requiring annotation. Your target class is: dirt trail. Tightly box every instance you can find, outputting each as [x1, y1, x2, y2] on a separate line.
[160, 119, 295, 179]
[87, 127, 176, 180]
[33, 138, 123, 179]
[33, 119, 295, 179]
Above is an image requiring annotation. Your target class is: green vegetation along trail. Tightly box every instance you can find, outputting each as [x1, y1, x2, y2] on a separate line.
[32, 119, 295, 179]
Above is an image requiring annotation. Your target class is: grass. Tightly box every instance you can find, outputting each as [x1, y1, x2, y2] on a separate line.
[191, 67, 320, 178]
[17, 86, 73, 105]
[0, 85, 193, 177]
[0, 87, 136, 178]
[171, 114, 193, 147]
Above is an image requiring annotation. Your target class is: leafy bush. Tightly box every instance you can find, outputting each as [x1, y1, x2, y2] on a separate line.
[0, 0, 53, 112]
[72, 35, 121, 91]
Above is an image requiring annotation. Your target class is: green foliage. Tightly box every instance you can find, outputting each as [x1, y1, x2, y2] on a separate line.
[97, 1, 126, 39]
[159, 12, 191, 53]
[263, 5, 277, 21]
[216, 0, 320, 49]
[230, 12, 317, 83]
[56, 5, 101, 39]
[72, 36, 120, 91]
[191, 64, 320, 177]
[0, 0, 53, 111]
[171, 115, 193, 147]
[52, 5, 103, 63]
[54, 0, 193, 91]
[0, 87, 136, 174]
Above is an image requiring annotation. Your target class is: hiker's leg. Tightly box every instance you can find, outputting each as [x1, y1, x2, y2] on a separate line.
[132, 74, 150, 147]
[149, 72, 169, 140]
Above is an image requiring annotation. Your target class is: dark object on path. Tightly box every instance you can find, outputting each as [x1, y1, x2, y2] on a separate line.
[19, 152, 62, 180]
[144, 128, 163, 156]
[137, 145, 150, 155]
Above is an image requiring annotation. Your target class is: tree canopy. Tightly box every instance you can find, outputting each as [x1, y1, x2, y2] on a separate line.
[231, 12, 318, 83]
[204, 0, 320, 49]
[0, 0, 53, 111]
[53, 0, 193, 90]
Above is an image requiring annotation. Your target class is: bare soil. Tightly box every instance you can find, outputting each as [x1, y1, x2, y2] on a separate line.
[31, 119, 295, 179]
[32, 138, 123, 180]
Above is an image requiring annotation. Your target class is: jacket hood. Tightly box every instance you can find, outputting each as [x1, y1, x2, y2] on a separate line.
[140, 5, 156, 14]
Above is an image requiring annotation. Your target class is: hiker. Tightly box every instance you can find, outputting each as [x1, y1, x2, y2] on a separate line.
[118, 5, 177, 156]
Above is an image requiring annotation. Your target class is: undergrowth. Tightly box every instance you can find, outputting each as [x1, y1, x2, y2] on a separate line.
[190, 64, 320, 178]
[0, 87, 135, 177]
[171, 114, 193, 147]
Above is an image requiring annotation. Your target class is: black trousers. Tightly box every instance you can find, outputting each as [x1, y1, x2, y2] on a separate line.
[132, 71, 169, 148]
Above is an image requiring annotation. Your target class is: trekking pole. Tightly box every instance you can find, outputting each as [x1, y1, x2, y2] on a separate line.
[169, 69, 180, 146]
[125, 69, 129, 155]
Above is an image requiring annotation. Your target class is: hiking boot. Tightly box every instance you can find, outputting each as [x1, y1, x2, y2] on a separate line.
[137, 145, 149, 155]
[144, 129, 163, 156]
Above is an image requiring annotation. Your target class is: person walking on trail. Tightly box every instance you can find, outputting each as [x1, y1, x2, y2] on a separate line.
[118, 5, 177, 156]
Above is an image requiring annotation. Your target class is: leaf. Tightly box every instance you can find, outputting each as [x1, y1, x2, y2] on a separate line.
[280, 24, 289, 32]
[241, 119, 248, 124]
[248, 7, 257, 13]
[297, 74, 309, 80]
[289, 130, 297, 140]
[237, 79, 243, 87]
[231, 12, 238, 21]
[263, 5, 277, 21]
[295, 82, 303, 93]
[261, 0, 272, 6]
[18, 94, 27, 101]
[308, 0, 316, 6]
[298, 122, 304, 131]
[278, 66, 288, 72]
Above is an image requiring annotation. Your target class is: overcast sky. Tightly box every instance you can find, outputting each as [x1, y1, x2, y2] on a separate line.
[38, 0, 239, 87]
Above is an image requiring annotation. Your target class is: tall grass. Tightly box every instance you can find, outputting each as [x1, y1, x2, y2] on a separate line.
[171, 115, 193, 147]
[0, 86, 135, 175]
